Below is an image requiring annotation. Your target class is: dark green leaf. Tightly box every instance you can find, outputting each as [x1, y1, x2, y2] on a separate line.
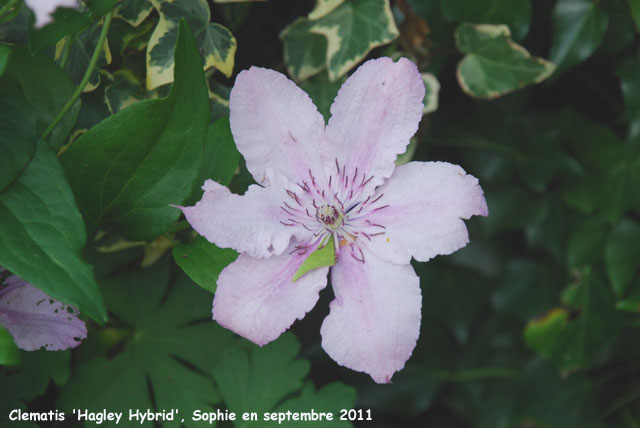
[441, 0, 532, 40]
[62, 18, 112, 92]
[173, 236, 238, 293]
[86, 0, 118, 18]
[455, 23, 555, 99]
[114, 0, 153, 27]
[301, 71, 344, 121]
[0, 140, 106, 322]
[628, 0, 640, 31]
[605, 219, 640, 298]
[0, 44, 9, 77]
[0, 326, 20, 366]
[617, 54, 640, 139]
[550, 0, 609, 77]
[198, 116, 241, 189]
[27, 8, 92, 53]
[61, 21, 210, 240]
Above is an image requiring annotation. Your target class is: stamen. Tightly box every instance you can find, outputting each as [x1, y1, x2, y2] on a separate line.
[335, 158, 340, 173]
[281, 206, 294, 215]
[370, 193, 384, 204]
[374, 204, 389, 212]
[353, 167, 358, 182]
[328, 175, 332, 188]
[361, 175, 374, 187]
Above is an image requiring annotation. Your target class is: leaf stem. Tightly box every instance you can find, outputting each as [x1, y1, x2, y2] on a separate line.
[42, 10, 113, 140]
[59, 34, 75, 70]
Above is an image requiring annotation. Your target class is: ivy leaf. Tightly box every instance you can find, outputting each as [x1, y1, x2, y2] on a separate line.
[5, 46, 80, 150]
[58, 265, 234, 428]
[212, 333, 310, 419]
[146, 0, 237, 89]
[115, 0, 154, 27]
[441, 0, 532, 40]
[104, 70, 149, 114]
[422, 72, 440, 114]
[173, 236, 238, 293]
[455, 23, 555, 99]
[293, 237, 335, 282]
[280, 17, 327, 81]
[605, 219, 640, 298]
[308, 0, 345, 20]
[310, 0, 398, 81]
[550, 0, 609, 77]
[0, 141, 106, 322]
[60, 21, 210, 240]
[60, 18, 112, 92]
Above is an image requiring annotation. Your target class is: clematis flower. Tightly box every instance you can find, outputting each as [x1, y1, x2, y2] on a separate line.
[24, 0, 79, 28]
[0, 268, 87, 351]
[183, 57, 488, 383]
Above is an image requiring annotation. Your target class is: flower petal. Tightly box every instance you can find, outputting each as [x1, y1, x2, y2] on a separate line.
[363, 161, 488, 265]
[320, 247, 421, 383]
[213, 242, 329, 346]
[24, 0, 79, 27]
[183, 177, 308, 259]
[324, 57, 425, 194]
[0, 278, 87, 351]
[230, 66, 327, 186]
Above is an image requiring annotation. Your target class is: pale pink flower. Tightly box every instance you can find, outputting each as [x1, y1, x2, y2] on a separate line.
[24, 0, 79, 27]
[0, 268, 87, 351]
[183, 57, 488, 383]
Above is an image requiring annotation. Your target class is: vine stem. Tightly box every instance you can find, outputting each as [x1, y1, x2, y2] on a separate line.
[41, 10, 113, 140]
[59, 34, 76, 70]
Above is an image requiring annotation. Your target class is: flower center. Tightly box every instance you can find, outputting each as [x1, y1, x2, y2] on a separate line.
[316, 204, 342, 229]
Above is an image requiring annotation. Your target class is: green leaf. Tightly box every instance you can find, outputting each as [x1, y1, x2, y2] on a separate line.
[568, 218, 608, 268]
[310, 0, 399, 80]
[629, 0, 640, 31]
[455, 23, 555, 99]
[86, 0, 118, 18]
[605, 219, 640, 298]
[0, 44, 9, 77]
[61, 18, 112, 92]
[104, 69, 149, 114]
[212, 333, 310, 419]
[600, 0, 635, 55]
[617, 55, 640, 138]
[0, 83, 37, 192]
[308, 0, 345, 20]
[5, 46, 81, 150]
[27, 8, 92, 53]
[115, 0, 154, 27]
[0, 140, 106, 322]
[524, 308, 569, 359]
[550, 0, 609, 77]
[292, 236, 335, 282]
[0, 325, 20, 366]
[58, 266, 234, 428]
[198, 116, 242, 190]
[441, 0, 532, 40]
[260, 382, 357, 428]
[422, 72, 440, 114]
[173, 236, 238, 293]
[280, 17, 327, 81]
[146, 0, 237, 89]
[60, 21, 210, 240]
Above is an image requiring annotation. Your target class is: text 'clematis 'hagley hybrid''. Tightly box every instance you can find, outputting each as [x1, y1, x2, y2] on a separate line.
[183, 57, 488, 383]
[0, 268, 87, 351]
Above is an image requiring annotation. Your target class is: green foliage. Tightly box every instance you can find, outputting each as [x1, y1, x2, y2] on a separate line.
[61, 21, 210, 240]
[293, 236, 335, 282]
[441, 0, 532, 40]
[455, 23, 555, 99]
[173, 236, 238, 293]
[280, 17, 327, 81]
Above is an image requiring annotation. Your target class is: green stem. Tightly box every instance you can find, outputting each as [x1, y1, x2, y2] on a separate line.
[59, 34, 75, 70]
[42, 10, 113, 140]
[0, 0, 20, 21]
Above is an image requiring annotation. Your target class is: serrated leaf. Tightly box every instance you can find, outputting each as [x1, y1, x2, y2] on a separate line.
[5, 46, 80, 150]
[60, 18, 112, 92]
[212, 333, 310, 420]
[441, 0, 532, 40]
[293, 236, 335, 282]
[173, 236, 238, 293]
[605, 219, 640, 298]
[60, 21, 210, 240]
[550, 0, 609, 77]
[310, 0, 398, 81]
[146, 0, 237, 89]
[115, 0, 153, 26]
[280, 17, 327, 81]
[58, 265, 234, 428]
[0, 141, 106, 322]
[455, 23, 555, 99]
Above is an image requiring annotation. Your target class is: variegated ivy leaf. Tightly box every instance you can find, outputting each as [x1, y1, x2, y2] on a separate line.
[114, 0, 153, 27]
[310, 0, 399, 81]
[147, 0, 237, 90]
[422, 72, 440, 115]
[104, 70, 154, 114]
[455, 23, 555, 99]
[280, 17, 327, 81]
[56, 19, 112, 92]
[308, 0, 345, 20]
